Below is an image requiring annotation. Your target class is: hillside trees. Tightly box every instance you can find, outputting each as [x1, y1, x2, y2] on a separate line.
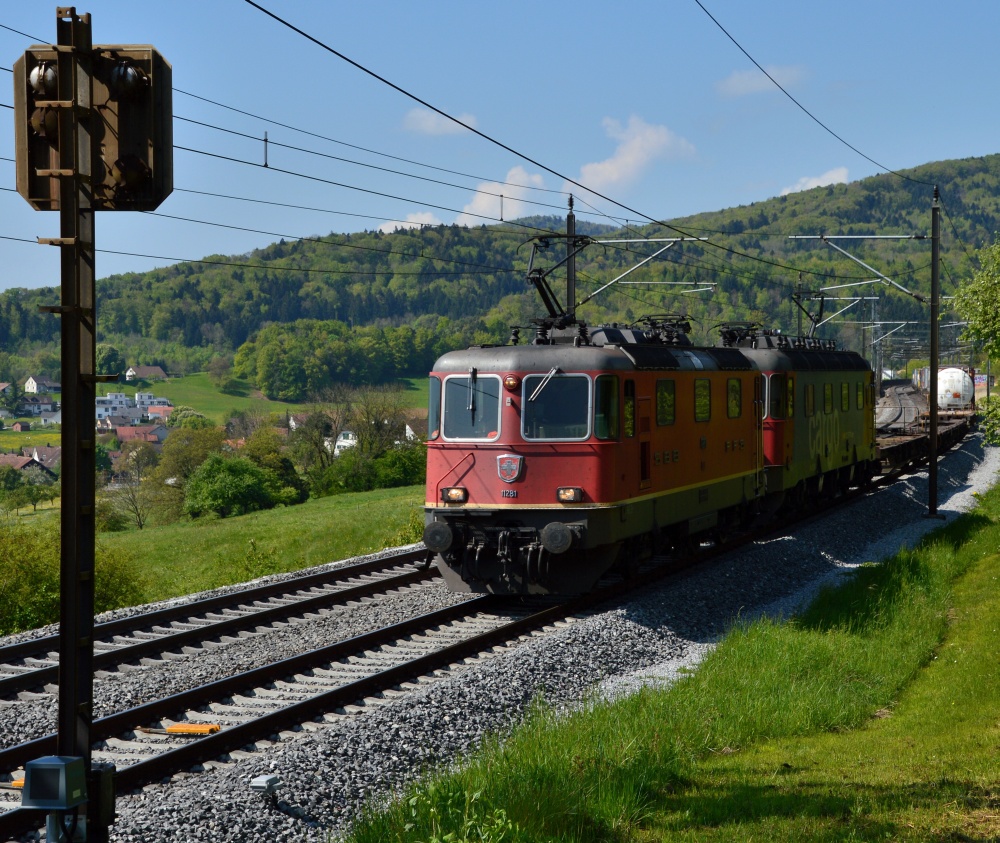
[233, 319, 454, 399]
[955, 236, 1000, 443]
[955, 236, 1000, 361]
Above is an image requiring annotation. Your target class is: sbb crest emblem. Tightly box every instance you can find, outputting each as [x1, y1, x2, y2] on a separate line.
[497, 454, 523, 483]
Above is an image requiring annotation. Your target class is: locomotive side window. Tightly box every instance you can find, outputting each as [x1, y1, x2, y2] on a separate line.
[727, 378, 742, 419]
[427, 376, 441, 440]
[767, 374, 786, 419]
[442, 374, 501, 441]
[594, 375, 619, 440]
[624, 380, 636, 438]
[824, 383, 833, 414]
[656, 379, 675, 425]
[694, 378, 711, 422]
[522, 374, 590, 440]
[787, 376, 794, 417]
[805, 384, 815, 417]
[856, 381, 864, 410]
[841, 382, 850, 412]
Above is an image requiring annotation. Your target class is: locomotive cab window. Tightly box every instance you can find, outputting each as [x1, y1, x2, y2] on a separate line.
[805, 384, 815, 417]
[841, 382, 850, 412]
[522, 373, 591, 440]
[727, 378, 742, 419]
[856, 381, 864, 410]
[694, 378, 711, 422]
[824, 383, 833, 414]
[656, 379, 675, 425]
[594, 375, 619, 440]
[442, 373, 501, 441]
[427, 376, 441, 440]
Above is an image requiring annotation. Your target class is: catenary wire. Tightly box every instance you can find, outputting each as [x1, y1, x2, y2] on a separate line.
[693, 0, 934, 188]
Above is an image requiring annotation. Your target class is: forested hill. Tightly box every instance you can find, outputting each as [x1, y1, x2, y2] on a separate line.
[2, 154, 998, 389]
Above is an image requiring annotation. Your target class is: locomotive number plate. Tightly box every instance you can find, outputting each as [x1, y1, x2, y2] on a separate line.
[501, 489, 518, 498]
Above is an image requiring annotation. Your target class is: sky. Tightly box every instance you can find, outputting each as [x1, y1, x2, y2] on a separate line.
[1, 0, 999, 294]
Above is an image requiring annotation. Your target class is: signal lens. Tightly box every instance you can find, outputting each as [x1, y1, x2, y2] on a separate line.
[556, 487, 583, 503]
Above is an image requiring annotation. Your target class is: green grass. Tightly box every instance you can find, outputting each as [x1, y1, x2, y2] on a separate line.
[125, 373, 300, 424]
[99, 485, 425, 601]
[0, 426, 61, 451]
[131, 373, 429, 423]
[347, 485, 1000, 843]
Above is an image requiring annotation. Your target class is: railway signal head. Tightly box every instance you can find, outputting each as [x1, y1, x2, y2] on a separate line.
[14, 44, 173, 211]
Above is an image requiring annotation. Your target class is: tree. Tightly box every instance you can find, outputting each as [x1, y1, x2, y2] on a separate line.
[150, 426, 225, 523]
[976, 395, 1000, 445]
[165, 405, 213, 430]
[1, 382, 22, 417]
[350, 385, 407, 458]
[955, 237, 1000, 360]
[242, 428, 309, 505]
[109, 440, 160, 529]
[184, 454, 276, 518]
[95, 344, 126, 379]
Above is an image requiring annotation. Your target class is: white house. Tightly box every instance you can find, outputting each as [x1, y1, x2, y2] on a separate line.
[333, 430, 357, 456]
[24, 376, 60, 394]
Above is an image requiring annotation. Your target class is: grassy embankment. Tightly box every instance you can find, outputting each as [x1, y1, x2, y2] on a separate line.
[347, 485, 1000, 843]
[99, 484, 425, 602]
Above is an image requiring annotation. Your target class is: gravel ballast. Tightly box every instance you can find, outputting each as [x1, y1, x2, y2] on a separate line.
[7, 435, 998, 842]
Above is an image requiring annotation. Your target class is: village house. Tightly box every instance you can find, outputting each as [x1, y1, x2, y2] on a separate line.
[125, 365, 167, 382]
[21, 445, 61, 472]
[18, 393, 59, 416]
[23, 376, 60, 394]
[116, 424, 169, 445]
[0, 453, 56, 480]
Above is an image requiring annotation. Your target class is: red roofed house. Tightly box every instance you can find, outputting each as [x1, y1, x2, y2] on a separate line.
[116, 424, 168, 444]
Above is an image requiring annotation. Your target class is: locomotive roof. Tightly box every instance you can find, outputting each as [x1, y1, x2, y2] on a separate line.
[737, 345, 871, 372]
[431, 342, 754, 373]
[432, 340, 870, 376]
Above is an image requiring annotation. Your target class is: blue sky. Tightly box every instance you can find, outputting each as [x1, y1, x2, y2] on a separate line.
[1, 1, 998, 293]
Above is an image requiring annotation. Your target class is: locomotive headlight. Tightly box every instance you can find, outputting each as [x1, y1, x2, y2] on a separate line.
[556, 487, 583, 503]
[441, 487, 468, 503]
[503, 374, 521, 391]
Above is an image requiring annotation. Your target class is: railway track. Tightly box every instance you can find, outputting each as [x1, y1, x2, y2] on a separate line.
[0, 549, 434, 705]
[0, 587, 593, 839]
[0, 420, 975, 839]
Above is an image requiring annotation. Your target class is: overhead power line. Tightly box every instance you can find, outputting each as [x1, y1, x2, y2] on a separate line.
[693, 0, 934, 188]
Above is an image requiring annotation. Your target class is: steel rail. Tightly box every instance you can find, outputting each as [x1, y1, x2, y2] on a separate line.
[0, 563, 437, 700]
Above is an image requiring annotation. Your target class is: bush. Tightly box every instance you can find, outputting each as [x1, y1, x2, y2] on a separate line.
[0, 522, 144, 634]
[311, 445, 425, 497]
[184, 454, 276, 518]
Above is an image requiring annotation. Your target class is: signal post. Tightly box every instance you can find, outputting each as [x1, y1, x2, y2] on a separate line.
[12, 7, 171, 840]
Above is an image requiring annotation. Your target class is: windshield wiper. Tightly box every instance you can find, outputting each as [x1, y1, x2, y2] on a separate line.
[528, 367, 560, 402]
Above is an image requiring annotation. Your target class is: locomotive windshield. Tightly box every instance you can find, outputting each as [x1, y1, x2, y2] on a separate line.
[522, 373, 590, 440]
[442, 374, 501, 440]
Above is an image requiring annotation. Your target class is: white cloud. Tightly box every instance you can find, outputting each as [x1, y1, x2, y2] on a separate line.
[378, 212, 443, 234]
[403, 107, 478, 135]
[780, 166, 849, 196]
[716, 65, 806, 97]
[573, 116, 694, 196]
[454, 166, 545, 227]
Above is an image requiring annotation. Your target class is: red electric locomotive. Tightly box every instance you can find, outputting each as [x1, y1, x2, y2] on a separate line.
[718, 324, 879, 511]
[423, 317, 877, 595]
